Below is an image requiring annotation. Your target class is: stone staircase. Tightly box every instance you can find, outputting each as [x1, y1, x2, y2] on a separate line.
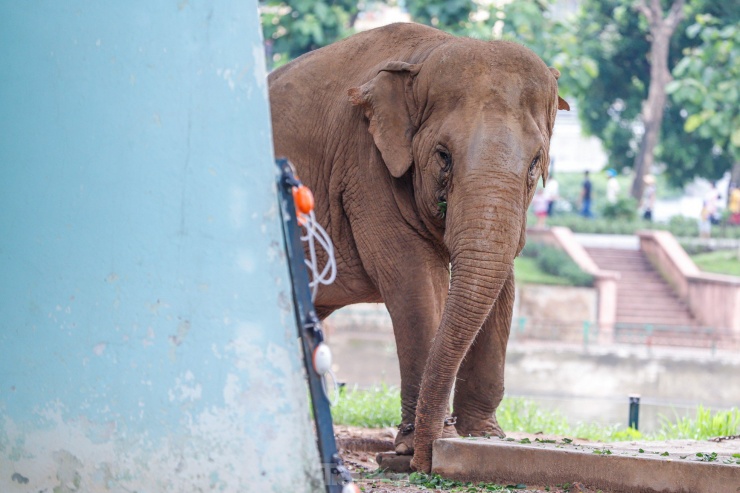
[586, 248, 697, 327]
[585, 247, 711, 346]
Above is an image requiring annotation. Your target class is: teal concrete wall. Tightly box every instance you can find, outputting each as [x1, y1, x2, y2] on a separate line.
[0, 2, 322, 491]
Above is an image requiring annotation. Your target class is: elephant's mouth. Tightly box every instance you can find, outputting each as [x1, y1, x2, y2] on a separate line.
[436, 170, 452, 221]
[436, 195, 447, 219]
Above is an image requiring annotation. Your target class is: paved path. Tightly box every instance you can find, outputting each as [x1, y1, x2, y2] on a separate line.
[573, 233, 639, 250]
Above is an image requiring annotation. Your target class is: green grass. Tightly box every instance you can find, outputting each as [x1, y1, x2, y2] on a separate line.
[514, 256, 572, 286]
[331, 384, 401, 428]
[691, 249, 740, 276]
[331, 386, 740, 442]
[653, 405, 740, 440]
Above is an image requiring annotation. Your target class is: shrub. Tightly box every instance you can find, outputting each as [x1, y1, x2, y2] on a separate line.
[600, 197, 638, 221]
[521, 242, 593, 287]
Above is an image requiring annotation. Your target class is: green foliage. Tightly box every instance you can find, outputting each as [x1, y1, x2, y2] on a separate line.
[691, 249, 740, 276]
[404, 0, 481, 36]
[600, 197, 638, 221]
[331, 384, 401, 427]
[668, 14, 740, 164]
[569, 0, 740, 187]
[548, 211, 740, 239]
[332, 387, 739, 445]
[497, 397, 626, 442]
[260, 0, 358, 68]
[514, 256, 573, 286]
[654, 406, 740, 440]
[520, 242, 594, 287]
[409, 472, 519, 491]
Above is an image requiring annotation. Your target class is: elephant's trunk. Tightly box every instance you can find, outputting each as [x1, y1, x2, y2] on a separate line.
[412, 170, 525, 471]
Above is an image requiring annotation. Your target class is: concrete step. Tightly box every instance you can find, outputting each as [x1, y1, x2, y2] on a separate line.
[432, 437, 740, 493]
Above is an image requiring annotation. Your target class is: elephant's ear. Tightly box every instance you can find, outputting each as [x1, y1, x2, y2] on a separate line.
[548, 67, 570, 111]
[348, 61, 421, 178]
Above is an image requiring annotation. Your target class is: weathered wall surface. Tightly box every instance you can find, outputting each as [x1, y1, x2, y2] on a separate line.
[513, 285, 597, 342]
[0, 2, 322, 491]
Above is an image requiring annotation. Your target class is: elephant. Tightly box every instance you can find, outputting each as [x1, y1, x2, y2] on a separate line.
[269, 22, 568, 473]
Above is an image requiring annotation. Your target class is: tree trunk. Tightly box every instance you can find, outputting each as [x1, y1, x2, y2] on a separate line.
[730, 161, 740, 188]
[631, 0, 685, 200]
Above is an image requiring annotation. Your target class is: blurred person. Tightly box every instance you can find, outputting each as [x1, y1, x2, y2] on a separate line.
[532, 187, 549, 228]
[705, 181, 721, 225]
[699, 201, 712, 239]
[580, 170, 592, 218]
[544, 171, 559, 217]
[729, 183, 740, 225]
[606, 168, 620, 204]
[641, 174, 656, 221]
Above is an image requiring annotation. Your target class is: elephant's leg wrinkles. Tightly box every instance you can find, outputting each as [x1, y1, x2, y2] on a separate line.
[374, 243, 448, 455]
[453, 267, 514, 438]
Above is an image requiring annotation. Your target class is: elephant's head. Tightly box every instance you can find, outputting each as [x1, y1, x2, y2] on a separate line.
[349, 39, 568, 472]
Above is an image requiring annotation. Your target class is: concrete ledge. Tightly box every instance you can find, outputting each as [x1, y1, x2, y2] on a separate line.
[432, 438, 740, 493]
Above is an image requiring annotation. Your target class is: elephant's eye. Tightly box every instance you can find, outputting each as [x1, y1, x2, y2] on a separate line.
[529, 155, 540, 179]
[437, 148, 452, 172]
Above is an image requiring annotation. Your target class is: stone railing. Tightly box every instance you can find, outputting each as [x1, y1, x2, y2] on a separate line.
[526, 226, 619, 337]
[638, 230, 740, 334]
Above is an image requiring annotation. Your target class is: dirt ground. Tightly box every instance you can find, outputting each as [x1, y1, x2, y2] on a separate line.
[336, 426, 604, 492]
[335, 425, 740, 493]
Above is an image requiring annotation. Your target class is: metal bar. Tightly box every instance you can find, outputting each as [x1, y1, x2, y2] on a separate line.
[275, 158, 353, 493]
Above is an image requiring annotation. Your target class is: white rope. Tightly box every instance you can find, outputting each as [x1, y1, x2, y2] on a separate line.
[321, 367, 340, 406]
[299, 210, 337, 301]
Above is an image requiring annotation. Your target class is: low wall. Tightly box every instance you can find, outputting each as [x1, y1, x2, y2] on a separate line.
[513, 284, 597, 343]
[527, 227, 619, 336]
[638, 230, 740, 334]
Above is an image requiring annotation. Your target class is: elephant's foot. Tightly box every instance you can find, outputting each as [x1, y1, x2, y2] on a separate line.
[454, 413, 505, 439]
[394, 417, 458, 456]
[394, 423, 415, 455]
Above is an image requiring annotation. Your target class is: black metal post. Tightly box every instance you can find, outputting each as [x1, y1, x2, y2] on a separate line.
[628, 394, 640, 430]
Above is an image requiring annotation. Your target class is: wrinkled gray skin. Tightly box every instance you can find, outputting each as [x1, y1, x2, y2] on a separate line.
[269, 23, 567, 473]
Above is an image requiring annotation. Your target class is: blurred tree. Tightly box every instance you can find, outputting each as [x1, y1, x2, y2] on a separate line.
[260, 0, 358, 69]
[492, 0, 598, 99]
[630, 0, 685, 200]
[404, 0, 475, 34]
[668, 16, 740, 183]
[570, 0, 739, 192]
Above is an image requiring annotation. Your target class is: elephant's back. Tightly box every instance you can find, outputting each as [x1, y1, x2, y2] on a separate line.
[268, 23, 450, 166]
[269, 23, 450, 90]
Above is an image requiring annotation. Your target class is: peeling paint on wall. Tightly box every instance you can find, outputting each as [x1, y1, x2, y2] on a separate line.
[0, 1, 322, 491]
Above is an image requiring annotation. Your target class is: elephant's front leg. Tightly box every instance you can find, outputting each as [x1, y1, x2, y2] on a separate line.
[452, 266, 515, 438]
[381, 262, 451, 455]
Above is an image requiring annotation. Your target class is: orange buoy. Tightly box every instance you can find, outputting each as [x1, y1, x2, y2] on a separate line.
[293, 185, 315, 214]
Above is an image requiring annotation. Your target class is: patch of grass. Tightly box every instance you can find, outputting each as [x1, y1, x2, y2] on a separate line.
[514, 256, 572, 286]
[409, 472, 523, 491]
[654, 405, 740, 440]
[496, 397, 624, 441]
[332, 388, 740, 444]
[691, 249, 740, 276]
[331, 384, 401, 428]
